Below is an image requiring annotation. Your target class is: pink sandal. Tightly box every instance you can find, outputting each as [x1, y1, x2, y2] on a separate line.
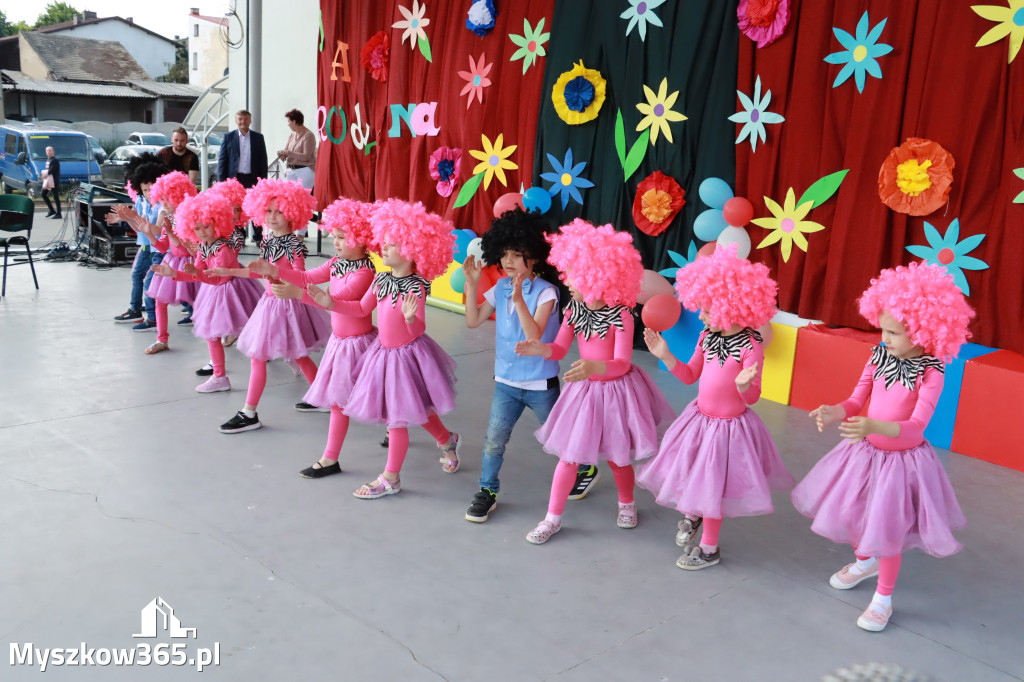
[352, 475, 401, 499]
[438, 432, 461, 474]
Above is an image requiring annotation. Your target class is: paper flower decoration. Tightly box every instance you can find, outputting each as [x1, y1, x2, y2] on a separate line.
[466, 0, 496, 36]
[393, 1, 433, 62]
[621, 0, 666, 42]
[658, 241, 698, 279]
[823, 11, 893, 93]
[429, 147, 461, 198]
[540, 149, 595, 210]
[737, 0, 790, 48]
[878, 138, 955, 216]
[509, 18, 550, 74]
[906, 219, 988, 295]
[636, 78, 687, 146]
[360, 31, 390, 82]
[751, 188, 826, 262]
[552, 61, 606, 125]
[728, 76, 784, 152]
[632, 171, 685, 236]
[469, 133, 517, 190]
[972, 1, 1024, 63]
[458, 53, 492, 109]
[1014, 168, 1024, 203]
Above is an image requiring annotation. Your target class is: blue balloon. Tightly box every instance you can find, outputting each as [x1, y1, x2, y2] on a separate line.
[522, 186, 552, 214]
[698, 177, 734, 209]
[452, 229, 476, 264]
[693, 209, 728, 242]
[449, 267, 466, 294]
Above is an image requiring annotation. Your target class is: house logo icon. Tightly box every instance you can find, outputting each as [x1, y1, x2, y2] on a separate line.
[132, 597, 197, 639]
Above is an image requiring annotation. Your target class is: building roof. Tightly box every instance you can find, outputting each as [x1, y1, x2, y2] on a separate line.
[1, 70, 153, 98]
[21, 31, 151, 83]
[0, 15, 180, 48]
[192, 12, 229, 27]
[127, 79, 204, 98]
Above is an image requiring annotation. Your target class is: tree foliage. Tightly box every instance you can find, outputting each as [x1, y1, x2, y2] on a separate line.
[159, 41, 190, 84]
[33, 2, 80, 29]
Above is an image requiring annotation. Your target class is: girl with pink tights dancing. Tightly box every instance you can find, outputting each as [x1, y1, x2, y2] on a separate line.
[792, 262, 972, 632]
[515, 220, 674, 545]
[637, 246, 794, 570]
[249, 198, 378, 479]
[206, 178, 331, 433]
[306, 199, 459, 500]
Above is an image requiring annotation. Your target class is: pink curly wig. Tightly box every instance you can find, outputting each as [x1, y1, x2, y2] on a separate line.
[321, 197, 377, 251]
[149, 171, 197, 210]
[370, 199, 454, 280]
[173, 193, 235, 243]
[242, 178, 316, 230]
[675, 244, 778, 329]
[547, 219, 644, 307]
[125, 179, 138, 203]
[858, 261, 974, 362]
[207, 178, 250, 225]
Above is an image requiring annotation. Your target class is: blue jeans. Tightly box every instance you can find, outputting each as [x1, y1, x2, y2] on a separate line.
[129, 246, 153, 314]
[479, 381, 560, 493]
[141, 251, 164, 321]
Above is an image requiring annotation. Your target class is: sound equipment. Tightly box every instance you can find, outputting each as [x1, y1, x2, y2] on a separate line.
[76, 184, 137, 265]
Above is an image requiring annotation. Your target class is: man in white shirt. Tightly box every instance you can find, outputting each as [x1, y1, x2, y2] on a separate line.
[217, 110, 268, 241]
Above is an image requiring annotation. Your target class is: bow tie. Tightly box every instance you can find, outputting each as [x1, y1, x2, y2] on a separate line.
[701, 327, 762, 366]
[869, 345, 944, 391]
[564, 299, 629, 340]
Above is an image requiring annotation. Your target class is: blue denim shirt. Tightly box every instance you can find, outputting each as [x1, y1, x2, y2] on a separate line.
[133, 196, 158, 247]
[493, 276, 560, 382]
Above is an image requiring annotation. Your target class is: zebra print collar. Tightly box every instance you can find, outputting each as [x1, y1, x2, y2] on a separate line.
[198, 238, 228, 260]
[565, 299, 629, 340]
[375, 271, 430, 303]
[702, 327, 763, 367]
[260, 233, 307, 264]
[331, 257, 375, 278]
[227, 227, 246, 251]
[869, 345, 944, 391]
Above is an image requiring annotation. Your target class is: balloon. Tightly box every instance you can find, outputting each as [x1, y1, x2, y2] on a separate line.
[698, 177, 733, 209]
[452, 228, 476, 263]
[696, 242, 718, 259]
[638, 269, 675, 305]
[466, 237, 485, 265]
[449, 267, 466, 294]
[716, 226, 752, 259]
[693, 209, 728, 242]
[641, 294, 682, 332]
[758, 322, 774, 349]
[522, 186, 552, 214]
[475, 266, 500, 308]
[723, 197, 754, 227]
[493, 192, 524, 218]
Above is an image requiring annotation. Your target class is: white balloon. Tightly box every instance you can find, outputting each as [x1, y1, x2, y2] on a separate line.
[716, 226, 751, 259]
[466, 238, 485, 265]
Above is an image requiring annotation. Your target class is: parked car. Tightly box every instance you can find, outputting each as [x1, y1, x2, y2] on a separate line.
[86, 134, 107, 164]
[0, 122, 102, 197]
[99, 144, 163, 189]
[126, 132, 171, 147]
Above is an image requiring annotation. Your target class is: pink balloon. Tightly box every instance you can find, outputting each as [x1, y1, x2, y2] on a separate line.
[493, 193, 524, 218]
[638, 269, 675, 304]
[758, 322, 774, 349]
[641, 294, 682, 332]
[723, 197, 754, 227]
[696, 242, 718, 259]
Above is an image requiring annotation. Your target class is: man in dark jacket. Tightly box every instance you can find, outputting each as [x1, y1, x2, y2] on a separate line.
[218, 110, 268, 241]
[41, 146, 61, 219]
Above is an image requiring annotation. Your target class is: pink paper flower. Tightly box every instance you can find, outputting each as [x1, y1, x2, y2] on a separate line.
[737, 0, 790, 48]
[457, 53, 493, 109]
[429, 146, 462, 197]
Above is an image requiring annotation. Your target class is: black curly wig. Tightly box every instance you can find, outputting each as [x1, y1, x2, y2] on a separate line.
[481, 208, 553, 275]
[132, 161, 170, 189]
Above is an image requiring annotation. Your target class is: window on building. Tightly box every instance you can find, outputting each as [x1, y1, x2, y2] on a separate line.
[192, 52, 198, 70]
[193, 24, 199, 37]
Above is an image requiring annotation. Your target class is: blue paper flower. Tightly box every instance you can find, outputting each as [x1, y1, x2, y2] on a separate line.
[824, 11, 894, 93]
[466, 0, 496, 36]
[540, 149, 595, 210]
[728, 76, 785, 152]
[658, 241, 698, 279]
[905, 219, 988, 295]
[620, 0, 667, 42]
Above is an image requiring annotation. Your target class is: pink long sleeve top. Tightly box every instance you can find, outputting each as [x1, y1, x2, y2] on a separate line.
[838, 346, 945, 451]
[173, 239, 240, 286]
[332, 272, 429, 348]
[150, 221, 192, 258]
[543, 301, 634, 381]
[247, 233, 309, 296]
[276, 256, 375, 338]
[670, 328, 764, 419]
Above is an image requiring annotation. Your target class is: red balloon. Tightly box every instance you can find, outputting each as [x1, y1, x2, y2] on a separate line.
[696, 242, 718, 259]
[722, 197, 754, 227]
[493, 192, 524, 218]
[641, 294, 682, 332]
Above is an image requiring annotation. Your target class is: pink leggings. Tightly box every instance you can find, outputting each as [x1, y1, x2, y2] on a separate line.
[207, 338, 226, 377]
[245, 356, 317, 407]
[155, 302, 169, 343]
[383, 414, 451, 475]
[701, 517, 723, 548]
[547, 460, 635, 516]
[323, 406, 349, 461]
[855, 552, 903, 596]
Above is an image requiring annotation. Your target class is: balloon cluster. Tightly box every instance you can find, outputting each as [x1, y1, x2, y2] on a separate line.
[449, 227, 482, 294]
[695, 178, 753, 258]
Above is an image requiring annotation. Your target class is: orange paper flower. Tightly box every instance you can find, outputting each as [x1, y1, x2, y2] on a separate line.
[878, 138, 955, 216]
[632, 171, 685, 236]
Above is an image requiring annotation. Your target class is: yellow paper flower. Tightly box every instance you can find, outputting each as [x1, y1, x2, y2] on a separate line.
[896, 159, 933, 196]
[751, 188, 826, 262]
[469, 133, 518, 189]
[552, 60, 606, 125]
[635, 77, 687, 145]
[973, 0, 1024, 64]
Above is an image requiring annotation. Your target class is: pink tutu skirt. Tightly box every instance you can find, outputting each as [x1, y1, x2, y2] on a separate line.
[146, 253, 198, 305]
[235, 295, 331, 361]
[302, 329, 378, 408]
[343, 334, 457, 428]
[791, 439, 965, 558]
[534, 365, 674, 466]
[191, 279, 263, 340]
[636, 401, 794, 518]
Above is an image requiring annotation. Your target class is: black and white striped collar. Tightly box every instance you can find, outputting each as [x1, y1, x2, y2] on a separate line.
[564, 299, 629, 340]
[331, 257, 375, 278]
[869, 345, 944, 391]
[199, 238, 228, 260]
[375, 271, 430, 303]
[227, 227, 246, 251]
[260, 233, 308, 264]
[702, 326, 762, 367]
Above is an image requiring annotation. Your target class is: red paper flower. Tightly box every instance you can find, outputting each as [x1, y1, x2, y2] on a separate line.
[632, 171, 685, 236]
[360, 31, 390, 82]
[429, 146, 462, 198]
[878, 138, 955, 216]
[737, 0, 790, 48]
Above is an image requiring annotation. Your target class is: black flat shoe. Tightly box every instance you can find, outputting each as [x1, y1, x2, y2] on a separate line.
[299, 461, 341, 479]
[44, 212, 55, 218]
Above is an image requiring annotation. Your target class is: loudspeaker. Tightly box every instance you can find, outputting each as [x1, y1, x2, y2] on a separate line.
[89, 235, 138, 265]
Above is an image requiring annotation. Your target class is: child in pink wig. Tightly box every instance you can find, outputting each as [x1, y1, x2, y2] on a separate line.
[306, 199, 459, 499]
[515, 220, 674, 544]
[637, 245, 793, 569]
[141, 171, 199, 354]
[205, 178, 331, 433]
[792, 262, 973, 633]
[151, 193, 263, 392]
[249, 197, 378, 478]
[208, 178, 251, 252]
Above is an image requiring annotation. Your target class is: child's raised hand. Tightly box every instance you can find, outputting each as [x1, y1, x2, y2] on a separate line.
[150, 262, 173, 277]
[270, 281, 303, 300]
[515, 339, 545, 357]
[181, 263, 200, 277]
[511, 272, 526, 302]
[735, 362, 758, 392]
[838, 416, 872, 443]
[247, 259, 277, 277]
[809, 404, 843, 432]
[643, 328, 671, 360]
[564, 358, 601, 383]
[462, 255, 481, 285]
[401, 291, 418, 321]
[204, 266, 231, 277]
[306, 284, 334, 309]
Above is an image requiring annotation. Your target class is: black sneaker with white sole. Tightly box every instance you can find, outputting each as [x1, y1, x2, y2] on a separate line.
[465, 488, 497, 522]
[114, 308, 143, 323]
[219, 411, 262, 433]
[568, 465, 600, 500]
[295, 401, 329, 413]
[196, 363, 214, 377]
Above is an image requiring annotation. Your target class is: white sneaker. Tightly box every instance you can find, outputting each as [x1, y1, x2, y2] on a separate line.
[196, 375, 231, 393]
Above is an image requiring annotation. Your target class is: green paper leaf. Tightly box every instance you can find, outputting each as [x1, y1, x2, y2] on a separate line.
[624, 129, 649, 182]
[797, 169, 849, 209]
[614, 110, 626, 167]
[1014, 190, 1024, 204]
[418, 35, 433, 62]
[1014, 167, 1024, 180]
[454, 172, 484, 208]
